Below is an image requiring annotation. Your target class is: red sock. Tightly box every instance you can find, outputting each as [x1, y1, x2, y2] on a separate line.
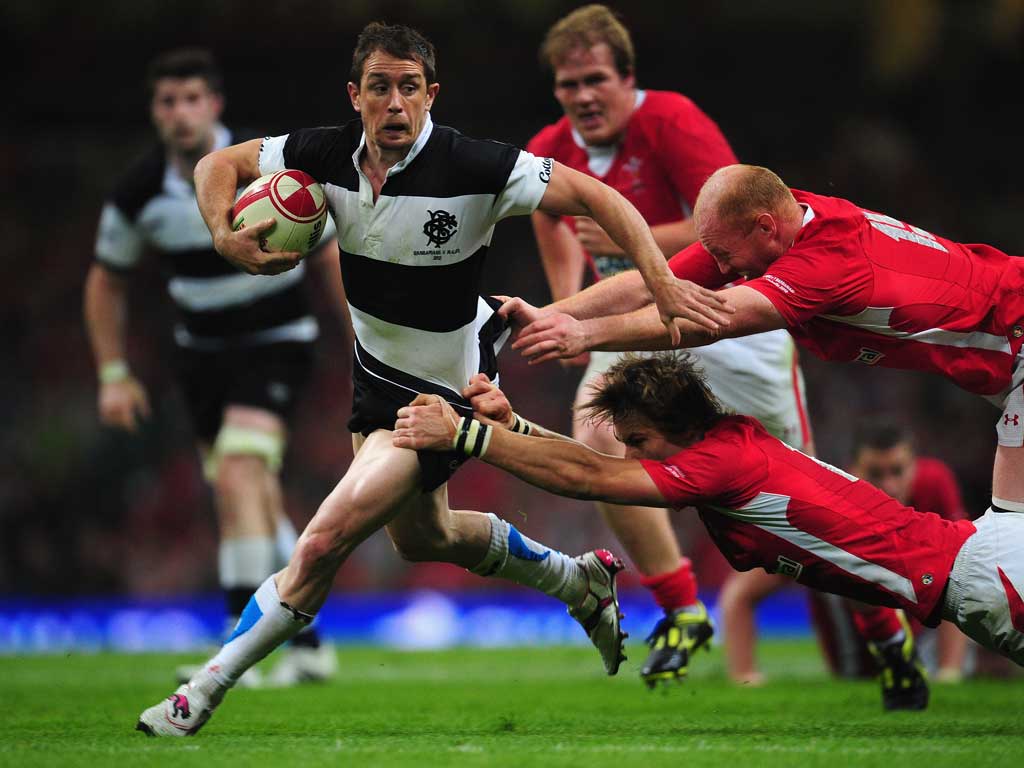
[639, 559, 698, 612]
[850, 605, 903, 643]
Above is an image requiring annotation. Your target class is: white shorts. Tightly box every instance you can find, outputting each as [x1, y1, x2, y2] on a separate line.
[578, 331, 813, 452]
[942, 509, 1024, 666]
[991, 352, 1024, 447]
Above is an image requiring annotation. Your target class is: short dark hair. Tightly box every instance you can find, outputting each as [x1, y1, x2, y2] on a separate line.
[146, 48, 223, 95]
[851, 418, 913, 456]
[580, 352, 724, 437]
[350, 22, 437, 84]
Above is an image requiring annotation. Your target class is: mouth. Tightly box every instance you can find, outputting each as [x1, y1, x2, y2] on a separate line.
[575, 109, 604, 131]
[381, 122, 409, 138]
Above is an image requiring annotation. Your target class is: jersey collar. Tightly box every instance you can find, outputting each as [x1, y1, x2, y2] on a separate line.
[352, 113, 434, 179]
[800, 202, 816, 227]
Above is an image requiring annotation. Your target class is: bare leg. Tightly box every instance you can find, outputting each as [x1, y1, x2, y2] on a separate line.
[719, 569, 788, 684]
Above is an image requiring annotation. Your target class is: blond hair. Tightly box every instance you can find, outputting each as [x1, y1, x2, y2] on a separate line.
[539, 4, 635, 76]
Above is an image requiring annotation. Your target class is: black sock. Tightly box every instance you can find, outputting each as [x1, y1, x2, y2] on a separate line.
[290, 626, 321, 649]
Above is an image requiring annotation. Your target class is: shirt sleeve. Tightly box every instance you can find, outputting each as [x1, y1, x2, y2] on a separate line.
[259, 127, 342, 181]
[639, 440, 738, 508]
[658, 107, 739, 210]
[744, 246, 870, 326]
[94, 202, 144, 271]
[668, 242, 738, 289]
[492, 150, 551, 222]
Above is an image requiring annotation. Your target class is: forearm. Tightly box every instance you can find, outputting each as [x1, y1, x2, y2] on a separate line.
[549, 270, 651, 320]
[481, 428, 609, 501]
[194, 151, 243, 245]
[83, 265, 129, 367]
[582, 189, 674, 295]
[581, 303, 717, 352]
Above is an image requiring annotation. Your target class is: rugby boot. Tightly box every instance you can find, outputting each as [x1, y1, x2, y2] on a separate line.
[568, 549, 628, 675]
[640, 601, 714, 688]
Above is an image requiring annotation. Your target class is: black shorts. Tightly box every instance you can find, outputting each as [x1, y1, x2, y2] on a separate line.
[348, 302, 507, 492]
[175, 341, 314, 442]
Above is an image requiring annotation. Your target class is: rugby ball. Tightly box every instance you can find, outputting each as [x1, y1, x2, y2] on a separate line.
[232, 170, 328, 255]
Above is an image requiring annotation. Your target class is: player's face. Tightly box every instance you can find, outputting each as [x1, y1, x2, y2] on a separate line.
[150, 77, 222, 155]
[552, 44, 635, 147]
[349, 51, 439, 155]
[613, 415, 686, 461]
[851, 443, 916, 504]
[699, 215, 782, 278]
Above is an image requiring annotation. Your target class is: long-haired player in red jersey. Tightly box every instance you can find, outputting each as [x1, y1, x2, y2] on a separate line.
[393, 354, 1024, 676]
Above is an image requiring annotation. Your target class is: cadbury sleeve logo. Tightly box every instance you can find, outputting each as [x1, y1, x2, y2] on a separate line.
[763, 274, 795, 294]
[663, 464, 686, 481]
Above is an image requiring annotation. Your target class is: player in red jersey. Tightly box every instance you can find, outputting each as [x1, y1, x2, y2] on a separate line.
[393, 353, 1024, 676]
[501, 164, 1024, 526]
[527, 5, 795, 687]
[721, 419, 967, 693]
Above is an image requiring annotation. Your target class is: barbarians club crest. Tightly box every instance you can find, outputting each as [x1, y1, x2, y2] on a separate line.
[423, 209, 458, 247]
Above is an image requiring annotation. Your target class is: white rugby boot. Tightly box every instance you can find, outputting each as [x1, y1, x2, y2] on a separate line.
[136, 677, 225, 737]
[568, 549, 628, 675]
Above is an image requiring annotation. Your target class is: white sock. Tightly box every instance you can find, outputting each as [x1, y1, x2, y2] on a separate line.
[470, 513, 584, 606]
[274, 516, 300, 570]
[219, 536, 276, 588]
[200, 576, 311, 689]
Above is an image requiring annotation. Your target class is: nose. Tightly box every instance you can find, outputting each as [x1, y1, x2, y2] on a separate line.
[387, 86, 404, 112]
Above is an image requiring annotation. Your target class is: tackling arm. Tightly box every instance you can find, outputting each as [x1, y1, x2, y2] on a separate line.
[537, 162, 731, 337]
[392, 396, 666, 507]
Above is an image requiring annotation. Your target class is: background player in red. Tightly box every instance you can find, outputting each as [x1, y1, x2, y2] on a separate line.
[720, 418, 967, 690]
[527, 5, 795, 686]
[394, 353, 1024, 677]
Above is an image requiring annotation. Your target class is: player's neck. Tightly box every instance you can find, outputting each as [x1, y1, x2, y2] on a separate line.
[167, 132, 217, 187]
[361, 140, 410, 182]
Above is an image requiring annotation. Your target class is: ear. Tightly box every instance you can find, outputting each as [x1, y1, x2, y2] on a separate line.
[755, 212, 776, 235]
[425, 82, 440, 111]
[210, 93, 225, 119]
[347, 81, 360, 113]
[622, 69, 636, 90]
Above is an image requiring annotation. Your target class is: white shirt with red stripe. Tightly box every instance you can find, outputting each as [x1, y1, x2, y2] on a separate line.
[641, 416, 976, 625]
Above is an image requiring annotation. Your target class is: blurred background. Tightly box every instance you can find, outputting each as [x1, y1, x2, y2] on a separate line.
[3, 0, 1023, 651]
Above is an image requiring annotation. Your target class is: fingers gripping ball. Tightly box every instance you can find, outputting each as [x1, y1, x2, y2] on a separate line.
[232, 170, 328, 255]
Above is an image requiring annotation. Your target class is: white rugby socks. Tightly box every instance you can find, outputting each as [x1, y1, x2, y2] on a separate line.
[197, 576, 311, 691]
[470, 513, 585, 606]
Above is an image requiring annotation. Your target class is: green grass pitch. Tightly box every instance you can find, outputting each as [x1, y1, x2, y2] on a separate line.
[3, 641, 1022, 767]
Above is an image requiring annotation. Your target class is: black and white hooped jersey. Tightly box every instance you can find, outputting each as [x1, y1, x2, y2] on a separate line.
[94, 124, 330, 350]
[259, 114, 551, 397]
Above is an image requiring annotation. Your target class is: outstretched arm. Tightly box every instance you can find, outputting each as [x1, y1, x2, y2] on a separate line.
[513, 284, 787, 363]
[537, 162, 733, 339]
[393, 395, 666, 507]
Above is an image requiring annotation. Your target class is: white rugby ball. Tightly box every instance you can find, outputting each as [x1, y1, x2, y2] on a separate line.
[232, 169, 328, 255]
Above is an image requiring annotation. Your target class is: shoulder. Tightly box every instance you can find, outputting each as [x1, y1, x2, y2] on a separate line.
[526, 118, 572, 155]
[284, 120, 361, 157]
[634, 90, 714, 132]
[430, 124, 522, 189]
[108, 144, 166, 221]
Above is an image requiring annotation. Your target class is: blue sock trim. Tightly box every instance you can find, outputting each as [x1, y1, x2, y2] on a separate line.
[508, 526, 550, 562]
[225, 594, 264, 643]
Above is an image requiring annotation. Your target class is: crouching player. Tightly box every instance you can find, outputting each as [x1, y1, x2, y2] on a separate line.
[394, 354, 1024, 682]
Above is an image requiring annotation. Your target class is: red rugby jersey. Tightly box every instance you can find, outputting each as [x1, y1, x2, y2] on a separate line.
[910, 457, 967, 522]
[668, 190, 1024, 396]
[528, 90, 736, 279]
[641, 416, 976, 624]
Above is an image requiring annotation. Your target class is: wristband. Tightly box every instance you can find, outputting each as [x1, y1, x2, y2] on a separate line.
[452, 416, 492, 458]
[99, 360, 130, 384]
[509, 413, 534, 436]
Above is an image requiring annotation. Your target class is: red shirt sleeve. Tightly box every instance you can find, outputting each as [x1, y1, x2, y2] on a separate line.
[668, 242, 738, 289]
[640, 428, 753, 508]
[744, 244, 872, 326]
[910, 458, 968, 522]
[656, 104, 738, 209]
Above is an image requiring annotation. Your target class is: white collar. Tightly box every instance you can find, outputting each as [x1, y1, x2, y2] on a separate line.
[800, 202, 815, 227]
[352, 112, 434, 178]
